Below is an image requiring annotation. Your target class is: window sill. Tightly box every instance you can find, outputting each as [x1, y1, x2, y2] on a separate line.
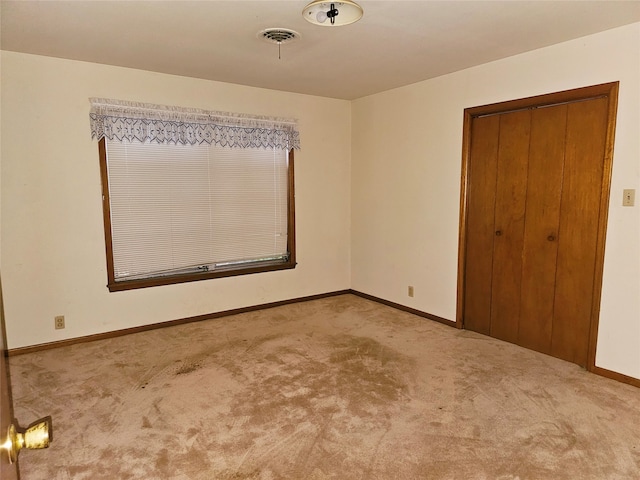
[107, 260, 297, 292]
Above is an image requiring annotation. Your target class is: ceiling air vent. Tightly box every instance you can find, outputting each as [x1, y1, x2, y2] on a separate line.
[258, 28, 300, 45]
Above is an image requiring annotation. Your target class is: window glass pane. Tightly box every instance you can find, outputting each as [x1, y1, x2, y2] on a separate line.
[210, 147, 288, 262]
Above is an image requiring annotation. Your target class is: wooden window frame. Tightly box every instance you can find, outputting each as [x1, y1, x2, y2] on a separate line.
[98, 138, 296, 292]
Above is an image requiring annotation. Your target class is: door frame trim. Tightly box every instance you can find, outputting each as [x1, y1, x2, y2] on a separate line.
[456, 82, 619, 374]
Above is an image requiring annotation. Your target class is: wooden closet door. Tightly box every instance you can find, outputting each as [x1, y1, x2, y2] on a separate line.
[552, 97, 608, 366]
[489, 110, 531, 344]
[463, 115, 499, 336]
[461, 85, 615, 369]
[518, 104, 567, 355]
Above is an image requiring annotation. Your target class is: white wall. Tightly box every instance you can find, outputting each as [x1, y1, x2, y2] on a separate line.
[0, 52, 352, 348]
[352, 23, 640, 379]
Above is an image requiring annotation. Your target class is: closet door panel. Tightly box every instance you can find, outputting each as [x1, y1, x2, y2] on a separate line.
[552, 98, 608, 366]
[518, 105, 567, 354]
[490, 110, 530, 344]
[464, 115, 500, 334]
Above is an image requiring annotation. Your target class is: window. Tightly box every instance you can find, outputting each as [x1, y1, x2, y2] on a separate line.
[91, 99, 299, 291]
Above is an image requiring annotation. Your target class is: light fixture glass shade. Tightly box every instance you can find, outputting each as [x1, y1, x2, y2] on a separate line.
[302, 1, 363, 26]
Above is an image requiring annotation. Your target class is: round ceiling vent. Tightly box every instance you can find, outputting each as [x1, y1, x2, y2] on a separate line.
[258, 28, 301, 44]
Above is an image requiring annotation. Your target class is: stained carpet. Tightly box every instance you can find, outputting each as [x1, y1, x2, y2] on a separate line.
[9, 294, 640, 479]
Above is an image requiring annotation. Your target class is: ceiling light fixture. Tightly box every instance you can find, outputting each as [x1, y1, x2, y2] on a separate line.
[302, 1, 363, 27]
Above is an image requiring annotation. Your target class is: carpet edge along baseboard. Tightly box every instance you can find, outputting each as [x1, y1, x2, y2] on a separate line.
[9, 289, 455, 356]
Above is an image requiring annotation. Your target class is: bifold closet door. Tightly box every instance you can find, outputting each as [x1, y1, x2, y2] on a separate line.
[550, 97, 608, 366]
[463, 96, 609, 367]
[463, 109, 542, 344]
[463, 114, 500, 337]
[517, 104, 567, 356]
[489, 109, 531, 344]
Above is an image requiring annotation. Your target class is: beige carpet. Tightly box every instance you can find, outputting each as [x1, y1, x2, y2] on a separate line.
[8, 294, 640, 479]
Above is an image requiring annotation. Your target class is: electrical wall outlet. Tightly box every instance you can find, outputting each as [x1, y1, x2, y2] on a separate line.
[408, 286, 414, 297]
[54, 315, 65, 330]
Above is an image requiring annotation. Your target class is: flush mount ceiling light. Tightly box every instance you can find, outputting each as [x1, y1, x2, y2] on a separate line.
[302, 1, 364, 26]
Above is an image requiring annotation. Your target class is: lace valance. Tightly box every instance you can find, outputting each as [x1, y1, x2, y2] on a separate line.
[89, 98, 300, 150]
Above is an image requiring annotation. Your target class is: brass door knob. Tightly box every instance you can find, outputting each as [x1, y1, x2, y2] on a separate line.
[2, 416, 52, 464]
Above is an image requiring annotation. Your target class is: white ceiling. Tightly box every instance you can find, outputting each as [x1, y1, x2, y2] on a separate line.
[2, 1, 639, 100]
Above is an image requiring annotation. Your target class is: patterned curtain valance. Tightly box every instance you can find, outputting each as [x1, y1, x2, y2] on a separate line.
[89, 98, 300, 150]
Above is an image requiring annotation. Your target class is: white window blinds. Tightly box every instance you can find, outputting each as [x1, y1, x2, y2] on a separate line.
[106, 140, 289, 281]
